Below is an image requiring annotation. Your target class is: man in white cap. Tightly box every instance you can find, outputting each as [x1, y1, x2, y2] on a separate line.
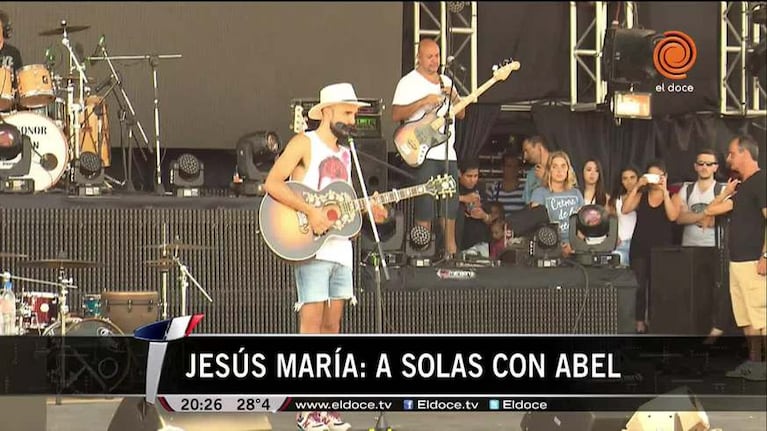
[392, 37, 466, 258]
[264, 83, 389, 431]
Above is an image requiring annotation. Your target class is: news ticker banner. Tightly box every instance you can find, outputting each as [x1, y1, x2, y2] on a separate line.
[1, 335, 764, 411]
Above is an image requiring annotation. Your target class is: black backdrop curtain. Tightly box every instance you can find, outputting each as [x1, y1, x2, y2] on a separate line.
[456, 104, 501, 162]
[529, 105, 766, 190]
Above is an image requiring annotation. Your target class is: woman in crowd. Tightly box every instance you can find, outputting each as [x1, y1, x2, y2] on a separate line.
[531, 151, 584, 256]
[580, 158, 610, 208]
[608, 165, 640, 267]
[621, 160, 679, 333]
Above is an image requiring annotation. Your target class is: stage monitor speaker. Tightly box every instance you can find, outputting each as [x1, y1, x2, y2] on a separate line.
[650, 247, 718, 335]
[352, 138, 388, 194]
[519, 411, 632, 430]
[108, 397, 272, 431]
[625, 387, 710, 431]
[360, 210, 405, 253]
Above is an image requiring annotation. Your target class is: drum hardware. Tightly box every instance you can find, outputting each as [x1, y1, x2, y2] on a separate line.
[88, 49, 184, 195]
[143, 229, 214, 319]
[39, 24, 91, 36]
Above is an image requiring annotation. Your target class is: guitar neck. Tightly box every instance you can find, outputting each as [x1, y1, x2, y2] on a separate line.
[351, 184, 433, 213]
[431, 76, 499, 131]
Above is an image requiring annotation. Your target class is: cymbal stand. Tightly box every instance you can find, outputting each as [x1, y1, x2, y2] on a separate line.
[172, 255, 213, 317]
[159, 224, 170, 320]
[59, 20, 87, 161]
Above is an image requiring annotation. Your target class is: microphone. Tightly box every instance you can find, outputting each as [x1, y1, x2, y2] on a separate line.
[445, 56, 467, 72]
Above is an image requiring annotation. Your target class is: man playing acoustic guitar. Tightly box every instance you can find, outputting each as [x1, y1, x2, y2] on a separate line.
[263, 83, 389, 431]
[392, 37, 466, 258]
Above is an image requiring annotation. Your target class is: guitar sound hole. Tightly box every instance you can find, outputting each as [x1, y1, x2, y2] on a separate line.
[326, 208, 339, 221]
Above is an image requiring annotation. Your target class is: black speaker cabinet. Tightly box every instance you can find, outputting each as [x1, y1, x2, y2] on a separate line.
[650, 247, 719, 335]
[352, 138, 388, 194]
[520, 411, 632, 431]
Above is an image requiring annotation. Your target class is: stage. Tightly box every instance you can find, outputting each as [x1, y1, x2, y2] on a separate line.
[2, 193, 637, 335]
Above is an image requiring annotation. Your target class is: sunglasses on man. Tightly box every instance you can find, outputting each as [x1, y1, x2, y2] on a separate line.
[695, 161, 718, 167]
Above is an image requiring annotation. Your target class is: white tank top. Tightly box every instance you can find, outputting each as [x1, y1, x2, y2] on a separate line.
[293, 131, 353, 267]
[681, 182, 717, 247]
[615, 196, 637, 241]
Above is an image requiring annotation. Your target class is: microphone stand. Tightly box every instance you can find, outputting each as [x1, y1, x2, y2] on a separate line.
[347, 134, 393, 431]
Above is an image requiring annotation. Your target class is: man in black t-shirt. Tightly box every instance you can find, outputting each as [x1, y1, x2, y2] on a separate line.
[0, 10, 23, 75]
[705, 135, 766, 381]
[456, 158, 494, 256]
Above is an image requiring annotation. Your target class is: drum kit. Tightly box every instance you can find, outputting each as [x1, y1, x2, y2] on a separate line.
[0, 235, 214, 338]
[0, 22, 122, 193]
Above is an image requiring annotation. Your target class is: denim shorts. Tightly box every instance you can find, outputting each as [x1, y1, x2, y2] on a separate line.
[414, 159, 459, 222]
[294, 259, 353, 307]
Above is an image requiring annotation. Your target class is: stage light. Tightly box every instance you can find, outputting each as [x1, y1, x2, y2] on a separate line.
[603, 27, 660, 84]
[613, 91, 652, 120]
[406, 224, 436, 267]
[70, 151, 106, 196]
[568, 205, 620, 267]
[170, 153, 204, 197]
[236, 131, 281, 196]
[531, 223, 562, 267]
[0, 122, 34, 193]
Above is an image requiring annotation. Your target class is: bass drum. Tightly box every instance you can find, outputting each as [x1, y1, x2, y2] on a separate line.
[43, 318, 130, 394]
[42, 317, 122, 336]
[2, 112, 69, 192]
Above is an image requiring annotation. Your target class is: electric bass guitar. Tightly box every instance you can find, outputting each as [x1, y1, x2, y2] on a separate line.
[259, 175, 456, 261]
[393, 60, 521, 167]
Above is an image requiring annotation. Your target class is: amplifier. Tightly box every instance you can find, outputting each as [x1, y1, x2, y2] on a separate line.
[290, 98, 384, 138]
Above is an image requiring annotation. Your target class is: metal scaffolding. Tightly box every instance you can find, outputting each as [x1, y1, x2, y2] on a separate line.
[720, 1, 766, 116]
[413, 2, 478, 95]
[569, 1, 609, 111]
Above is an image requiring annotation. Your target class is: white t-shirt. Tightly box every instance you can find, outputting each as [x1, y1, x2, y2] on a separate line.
[392, 69, 457, 161]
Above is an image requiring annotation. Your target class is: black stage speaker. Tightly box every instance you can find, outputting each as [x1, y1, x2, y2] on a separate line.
[602, 27, 659, 84]
[352, 138, 388, 194]
[520, 411, 632, 431]
[650, 247, 718, 335]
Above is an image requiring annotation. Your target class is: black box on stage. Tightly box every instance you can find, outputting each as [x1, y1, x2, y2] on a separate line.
[650, 246, 718, 335]
[520, 411, 631, 431]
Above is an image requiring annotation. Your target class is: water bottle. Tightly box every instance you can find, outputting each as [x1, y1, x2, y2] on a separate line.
[1, 276, 16, 336]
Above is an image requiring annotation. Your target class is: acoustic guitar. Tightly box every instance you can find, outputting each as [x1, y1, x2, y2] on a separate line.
[259, 175, 456, 261]
[393, 60, 520, 167]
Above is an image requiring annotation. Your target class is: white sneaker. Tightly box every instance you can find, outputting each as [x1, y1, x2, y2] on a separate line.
[321, 411, 352, 431]
[297, 411, 329, 431]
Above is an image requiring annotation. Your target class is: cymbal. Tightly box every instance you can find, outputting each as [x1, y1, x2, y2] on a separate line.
[20, 259, 101, 269]
[142, 242, 214, 251]
[39, 25, 91, 36]
[143, 259, 176, 270]
[0, 252, 29, 259]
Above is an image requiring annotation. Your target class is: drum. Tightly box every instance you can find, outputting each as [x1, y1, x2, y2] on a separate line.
[77, 95, 111, 167]
[42, 317, 122, 336]
[0, 67, 13, 111]
[2, 112, 70, 192]
[16, 64, 55, 108]
[43, 318, 129, 393]
[19, 291, 59, 330]
[102, 291, 159, 334]
[82, 294, 102, 318]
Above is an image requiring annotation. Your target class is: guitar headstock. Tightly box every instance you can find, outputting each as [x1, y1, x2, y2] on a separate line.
[491, 59, 521, 82]
[292, 105, 308, 134]
[425, 174, 457, 199]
